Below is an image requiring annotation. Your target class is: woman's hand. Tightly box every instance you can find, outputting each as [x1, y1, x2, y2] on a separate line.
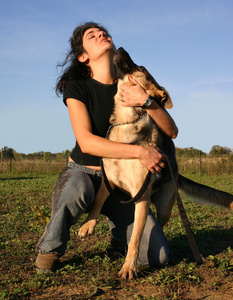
[139, 146, 166, 173]
[119, 75, 148, 107]
[119, 75, 178, 139]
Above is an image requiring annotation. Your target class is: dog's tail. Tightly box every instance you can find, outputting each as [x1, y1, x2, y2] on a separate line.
[178, 174, 233, 210]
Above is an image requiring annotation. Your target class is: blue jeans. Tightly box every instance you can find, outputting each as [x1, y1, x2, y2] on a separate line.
[36, 162, 170, 267]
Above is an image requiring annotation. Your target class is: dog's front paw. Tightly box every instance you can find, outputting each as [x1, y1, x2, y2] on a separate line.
[118, 261, 137, 280]
[78, 219, 98, 238]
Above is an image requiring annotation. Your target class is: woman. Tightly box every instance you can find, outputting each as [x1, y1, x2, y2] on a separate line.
[35, 22, 178, 273]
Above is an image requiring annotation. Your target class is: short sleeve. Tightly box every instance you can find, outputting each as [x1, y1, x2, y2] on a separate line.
[63, 80, 87, 107]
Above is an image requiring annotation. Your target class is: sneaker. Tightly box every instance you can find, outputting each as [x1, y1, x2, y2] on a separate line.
[35, 252, 59, 273]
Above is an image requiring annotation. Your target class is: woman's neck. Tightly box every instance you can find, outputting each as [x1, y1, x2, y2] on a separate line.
[90, 54, 116, 84]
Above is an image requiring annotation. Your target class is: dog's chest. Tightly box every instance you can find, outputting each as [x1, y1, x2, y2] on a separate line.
[108, 107, 161, 147]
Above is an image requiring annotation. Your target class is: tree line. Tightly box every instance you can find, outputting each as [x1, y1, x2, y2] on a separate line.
[176, 145, 232, 157]
[1, 146, 71, 161]
[1, 145, 232, 161]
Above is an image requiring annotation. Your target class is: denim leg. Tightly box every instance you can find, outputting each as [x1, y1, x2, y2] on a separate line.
[36, 164, 95, 256]
[102, 194, 170, 268]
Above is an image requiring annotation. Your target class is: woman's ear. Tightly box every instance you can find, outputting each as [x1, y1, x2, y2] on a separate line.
[78, 52, 89, 63]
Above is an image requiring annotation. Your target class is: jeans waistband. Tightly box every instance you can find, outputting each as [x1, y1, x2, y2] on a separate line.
[68, 162, 103, 178]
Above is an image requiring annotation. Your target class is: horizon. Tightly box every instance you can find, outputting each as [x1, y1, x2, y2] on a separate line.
[2, 144, 232, 156]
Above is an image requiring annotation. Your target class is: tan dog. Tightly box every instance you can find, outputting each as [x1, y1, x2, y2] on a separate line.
[78, 48, 233, 280]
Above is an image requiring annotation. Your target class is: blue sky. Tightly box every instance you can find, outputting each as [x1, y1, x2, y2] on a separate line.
[0, 0, 232, 154]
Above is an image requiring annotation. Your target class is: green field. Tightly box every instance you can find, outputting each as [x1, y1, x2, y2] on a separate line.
[0, 172, 233, 299]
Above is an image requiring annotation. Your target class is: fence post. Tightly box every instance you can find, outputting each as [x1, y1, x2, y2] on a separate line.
[10, 156, 12, 172]
[43, 154, 55, 172]
[199, 151, 202, 174]
[66, 151, 69, 166]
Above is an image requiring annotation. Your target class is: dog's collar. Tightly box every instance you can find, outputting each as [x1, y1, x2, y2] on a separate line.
[106, 111, 147, 139]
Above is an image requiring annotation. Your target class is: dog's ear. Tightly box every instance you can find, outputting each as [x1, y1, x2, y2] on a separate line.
[140, 66, 173, 109]
[163, 91, 173, 109]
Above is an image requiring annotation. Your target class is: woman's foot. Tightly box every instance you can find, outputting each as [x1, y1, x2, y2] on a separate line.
[35, 252, 59, 273]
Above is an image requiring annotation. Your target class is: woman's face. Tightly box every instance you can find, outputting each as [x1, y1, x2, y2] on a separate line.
[79, 27, 115, 63]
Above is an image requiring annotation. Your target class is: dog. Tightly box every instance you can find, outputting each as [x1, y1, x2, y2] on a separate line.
[78, 47, 233, 280]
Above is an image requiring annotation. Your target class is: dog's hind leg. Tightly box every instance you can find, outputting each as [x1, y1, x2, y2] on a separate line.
[118, 194, 150, 280]
[78, 180, 110, 238]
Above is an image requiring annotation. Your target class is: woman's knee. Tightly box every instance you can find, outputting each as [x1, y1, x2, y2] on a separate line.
[156, 245, 170, 268]
[138, 212, 170, 268]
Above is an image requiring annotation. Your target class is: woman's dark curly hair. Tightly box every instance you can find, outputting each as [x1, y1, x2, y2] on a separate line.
[56, 22, 109, 96]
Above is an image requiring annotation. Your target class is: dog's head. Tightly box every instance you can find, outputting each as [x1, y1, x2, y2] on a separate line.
[113, 47, 140, 79]
[113, 47, 173, 109]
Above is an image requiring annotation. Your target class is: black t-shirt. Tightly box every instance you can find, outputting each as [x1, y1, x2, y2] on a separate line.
[63, 78, 117, 166]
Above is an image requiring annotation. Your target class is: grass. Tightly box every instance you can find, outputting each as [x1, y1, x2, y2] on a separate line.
[0, 171, 233, 299]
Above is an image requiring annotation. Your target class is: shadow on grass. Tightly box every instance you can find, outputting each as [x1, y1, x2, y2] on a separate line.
[0, 176, 40, 181]
[53, 225, 233, 282]
[61, 227, 233, 273]
[168, 226, 233, 265]
[61, 246, 124, 268]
